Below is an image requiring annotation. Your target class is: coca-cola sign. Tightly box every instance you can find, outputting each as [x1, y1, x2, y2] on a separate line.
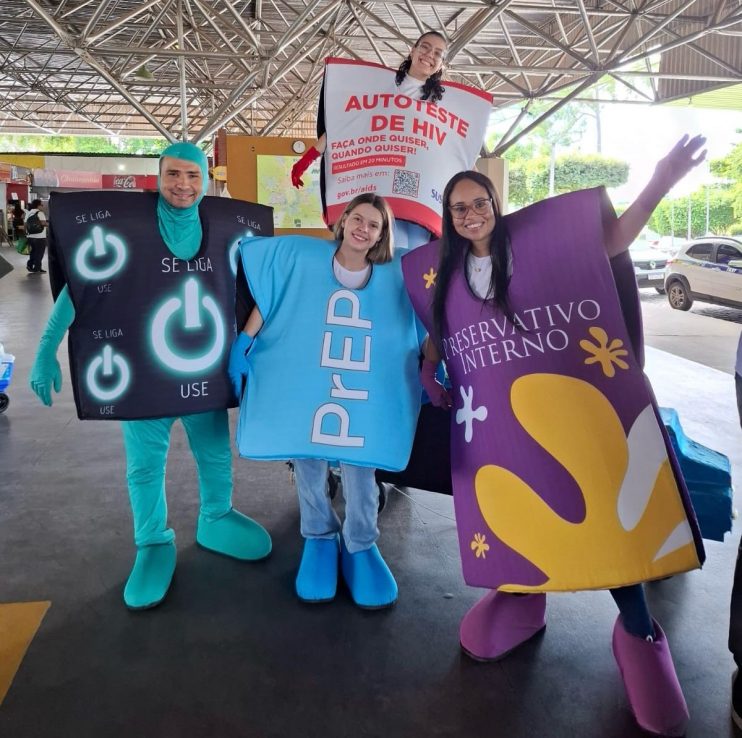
[102, 174, 158, 191]
[113, 175, 136, 189]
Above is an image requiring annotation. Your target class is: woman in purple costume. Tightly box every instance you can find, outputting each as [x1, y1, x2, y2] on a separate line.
[418, 136, 706, 737]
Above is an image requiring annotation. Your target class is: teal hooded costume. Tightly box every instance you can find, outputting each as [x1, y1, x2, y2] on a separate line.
[29, 142, 272, 609]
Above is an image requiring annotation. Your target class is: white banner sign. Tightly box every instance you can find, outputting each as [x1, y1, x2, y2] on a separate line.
[322, 58, 493, 236]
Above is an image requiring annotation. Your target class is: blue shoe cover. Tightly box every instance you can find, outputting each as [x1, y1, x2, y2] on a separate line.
[123, 542, 176, 610]
[295, 536, 339, 603]
[196, 508, 272, 561]
[341, 542, 398, 609]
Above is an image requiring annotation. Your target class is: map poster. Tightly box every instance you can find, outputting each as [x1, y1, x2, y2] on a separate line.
[256, 155, 326, 230]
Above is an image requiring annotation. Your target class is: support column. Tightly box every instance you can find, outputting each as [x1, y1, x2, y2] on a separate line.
[475, 157, 509, 214]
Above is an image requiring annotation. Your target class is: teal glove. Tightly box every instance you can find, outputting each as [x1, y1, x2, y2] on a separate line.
[228, 331, 254, 400]
[29, 285, 75, 407]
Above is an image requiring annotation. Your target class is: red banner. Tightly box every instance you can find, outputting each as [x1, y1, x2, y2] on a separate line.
[33, 170, 157, 190]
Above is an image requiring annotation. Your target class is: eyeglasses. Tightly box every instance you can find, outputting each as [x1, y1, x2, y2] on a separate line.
[448, 198, 493, 219]
[416, 41, 447, 61]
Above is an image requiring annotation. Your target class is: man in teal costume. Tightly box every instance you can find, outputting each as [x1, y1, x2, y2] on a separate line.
[29, 141, 272, 609]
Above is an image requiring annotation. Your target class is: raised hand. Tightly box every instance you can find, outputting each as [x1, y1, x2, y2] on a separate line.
[640, 134, 707, 208]
[290, 146, 321, 189]
[606, 134, 708, 257]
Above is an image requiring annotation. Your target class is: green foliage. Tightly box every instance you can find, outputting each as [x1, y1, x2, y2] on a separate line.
[709, 139, 742, 222]
[648, 187, 736, 238]
[0, 133, 169, 155]
[710, 140, 742, 182]
[508, 154, 629, 206]
[507, 166, 528, 204]
[500, 140, 536, 163]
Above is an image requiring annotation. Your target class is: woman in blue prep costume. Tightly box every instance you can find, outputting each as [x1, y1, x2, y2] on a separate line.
[230, 194, 420, 609]
[29, 142, 272, 610]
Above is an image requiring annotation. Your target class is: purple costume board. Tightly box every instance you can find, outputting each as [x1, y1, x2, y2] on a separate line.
[402, 187, 704, 592]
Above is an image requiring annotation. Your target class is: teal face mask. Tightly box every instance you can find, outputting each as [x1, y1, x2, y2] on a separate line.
[157, 142, 209, 260]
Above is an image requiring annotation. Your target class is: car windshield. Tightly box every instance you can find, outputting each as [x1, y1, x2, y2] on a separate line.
[630, 231, 684, 255]
[629, 240, 662, 253]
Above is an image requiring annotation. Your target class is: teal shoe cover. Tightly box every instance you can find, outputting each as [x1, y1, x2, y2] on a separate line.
[196, 508, 272, 561]
[341, 542, 398, 609]
[295, 536, 340, 603]
[123, 542, 177, 610]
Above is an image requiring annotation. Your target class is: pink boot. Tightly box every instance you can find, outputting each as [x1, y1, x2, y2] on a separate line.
[459, 590, 546, 661]
[612, 615, 689, 736]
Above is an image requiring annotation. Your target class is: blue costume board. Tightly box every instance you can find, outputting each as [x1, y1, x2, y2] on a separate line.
[236, 235, 421, 471]
[660, 407, 733, 542]
[48, 191, 273, 420]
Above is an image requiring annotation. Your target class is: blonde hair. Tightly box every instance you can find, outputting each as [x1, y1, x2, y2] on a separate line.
[333, 194, 395, 264]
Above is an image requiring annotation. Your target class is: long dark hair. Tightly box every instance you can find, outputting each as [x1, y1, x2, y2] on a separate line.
[395, 31, 447, 103]
[432, 171, 514, 345]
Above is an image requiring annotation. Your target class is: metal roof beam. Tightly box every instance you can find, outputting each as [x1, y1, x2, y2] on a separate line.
[24, 0, 177, 140]
[84, 0, 164, 45]
[494, 71, 604, 154]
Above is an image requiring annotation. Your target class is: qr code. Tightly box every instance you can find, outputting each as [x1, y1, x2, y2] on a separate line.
[392, 169, 420, 197]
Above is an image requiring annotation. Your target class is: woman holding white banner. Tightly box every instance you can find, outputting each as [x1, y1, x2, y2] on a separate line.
[291, 32, 491, 251]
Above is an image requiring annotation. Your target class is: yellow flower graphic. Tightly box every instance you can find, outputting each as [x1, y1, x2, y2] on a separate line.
[580, 326, 629, 378]
[423, 267, 437, 289]
[471, 533, 490, 559]
[474, 373, 700, 592]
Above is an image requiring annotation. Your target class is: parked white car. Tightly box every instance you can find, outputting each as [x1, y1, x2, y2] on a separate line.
[629, 240, 668, 293]
[664, 236, 742, 311]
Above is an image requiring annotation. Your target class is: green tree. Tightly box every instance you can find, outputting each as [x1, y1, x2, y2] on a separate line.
[0, 133, 169, 155]
[507, 166, 528, 205]
[709, 137, 742, 227]
[508, 154, 629, 206]
[488, 94, 629, 206]
[649, 187, 736, 237]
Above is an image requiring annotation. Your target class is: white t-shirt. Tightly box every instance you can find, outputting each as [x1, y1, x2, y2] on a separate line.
[466, 253, 493, 299]
[397, 75, 426, 99]
[465, 248, 514, 300]
[333, 257, 371, 289]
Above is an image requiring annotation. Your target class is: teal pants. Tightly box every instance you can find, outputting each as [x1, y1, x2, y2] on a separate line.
[120, 410, 233, 547]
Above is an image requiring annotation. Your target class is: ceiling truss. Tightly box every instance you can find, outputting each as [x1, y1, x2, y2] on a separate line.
[0, 0, 738, 153]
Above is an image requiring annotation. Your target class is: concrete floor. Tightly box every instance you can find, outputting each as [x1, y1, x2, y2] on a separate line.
[1, 243, 741, 738]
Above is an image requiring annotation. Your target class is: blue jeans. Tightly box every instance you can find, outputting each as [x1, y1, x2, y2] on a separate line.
[292, 459, 378, 554]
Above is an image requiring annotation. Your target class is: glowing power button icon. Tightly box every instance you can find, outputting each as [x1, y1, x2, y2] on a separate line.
[150, 277, 225, 374]
[229, 231, 253, 277]
[86, 344, 131, 402]
[74, 226, 127, 281]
